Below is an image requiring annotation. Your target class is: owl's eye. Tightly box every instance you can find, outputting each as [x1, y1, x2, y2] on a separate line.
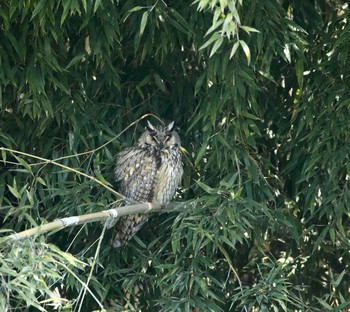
[165, 134, 172, 142]
[151, 134, 159, 143]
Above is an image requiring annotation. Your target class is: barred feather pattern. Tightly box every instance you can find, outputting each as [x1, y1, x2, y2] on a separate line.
[111, 121, 183, 248]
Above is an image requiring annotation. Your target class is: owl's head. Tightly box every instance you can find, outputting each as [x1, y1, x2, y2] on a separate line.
[138, 121, 181, 150]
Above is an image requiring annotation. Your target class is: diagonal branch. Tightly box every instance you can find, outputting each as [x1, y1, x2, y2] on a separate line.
[5, 202, 183, 242]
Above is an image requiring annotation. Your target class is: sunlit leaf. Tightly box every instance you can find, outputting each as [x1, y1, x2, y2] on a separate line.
[7, 184, 21, 199]
[240, 25, 260, 33]
[229, 41, 239, 59]
[295, 59, 304, 88]
[199, 31, 221, 50]
[209, 36, 223, 57]
[140, 11, 148, 36]
[239, 40, 251, 64]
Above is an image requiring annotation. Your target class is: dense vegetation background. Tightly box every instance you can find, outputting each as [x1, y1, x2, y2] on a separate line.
[0, 0, 349, 311]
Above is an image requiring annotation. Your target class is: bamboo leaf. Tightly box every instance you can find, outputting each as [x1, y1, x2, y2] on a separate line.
[7, 184, 21, 199]
[241, 25, 260, 35]
[140, 11, 148, 37]
[199, 32, 221, 50]
[196, 180, 215, 194]
[31, 0, 46, 19]
[209, 36, 223, 57]
[295, 59, 304, 89]
[239, 40, 251, 64]
[229, 41, 239, 59]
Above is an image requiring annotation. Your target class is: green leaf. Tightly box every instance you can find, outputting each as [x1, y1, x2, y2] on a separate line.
[205, 18, 223, 37]
[216, 134, 230, 148]
[209, 36, 223, 57]
[1, 150, 6, 163]
[140, 11, 148, 36]
[65, 52, 86, 69]
[36, 177, 47, 186]
[239, 40, 251, 64]
[7, 184, 21, 199]
[31, 0, 47, 19]
[229, 41, 239, 59]
[195, 142, 208, 166]
[199, 32, 221, 50]
[154, 73, 167, 93]
[93, 0, 102, 13]
[60, 1, 71, 25]
[283, 43, 291, 63]
[219, 0, 227, 11]
[295, 59, 304, 89]
[241, 111, 261, 120]
[332, 270, 346, 287]
[128, 6, 145, 13]
[196, 180, 215, 194]
[194, 73, 206, 95]
[240, 25, 260, 33]
[167, 9, 191, 35]
[14, 156, 31, 172]
[316, 298, 333, 310]
[228, 2, 240, 24]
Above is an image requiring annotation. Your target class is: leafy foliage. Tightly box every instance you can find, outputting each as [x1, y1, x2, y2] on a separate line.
[0, 0, 349, 311]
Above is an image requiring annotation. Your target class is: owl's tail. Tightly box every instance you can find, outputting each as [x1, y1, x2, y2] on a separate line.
[111, 214, 147, 248]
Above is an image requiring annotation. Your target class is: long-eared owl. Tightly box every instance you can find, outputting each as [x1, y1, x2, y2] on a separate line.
[112, 120, 183, 248]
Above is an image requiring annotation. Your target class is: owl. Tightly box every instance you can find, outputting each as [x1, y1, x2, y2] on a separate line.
[111, 120, 183, 248]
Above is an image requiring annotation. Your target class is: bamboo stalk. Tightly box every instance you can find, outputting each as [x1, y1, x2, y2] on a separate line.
[6, 202, 182, 242]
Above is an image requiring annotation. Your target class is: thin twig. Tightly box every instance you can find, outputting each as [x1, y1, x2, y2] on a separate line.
[218, 244, 243, 289]
[0, 147, 124, 199]
[77, 223, 107, 312]
[49, 113, 160, 162]
[51, 258, 104, 310]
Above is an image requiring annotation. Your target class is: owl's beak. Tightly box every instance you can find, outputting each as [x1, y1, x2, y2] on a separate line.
[159, 142, 164, 149]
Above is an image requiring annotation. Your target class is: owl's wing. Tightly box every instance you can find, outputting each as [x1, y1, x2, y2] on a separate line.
[153, 156, 183, 205]
[115, 148, 158, 202]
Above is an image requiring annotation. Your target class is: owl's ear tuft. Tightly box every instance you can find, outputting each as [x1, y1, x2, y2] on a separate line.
[166, 121, 176, 132]
[146, 120, 156, 132]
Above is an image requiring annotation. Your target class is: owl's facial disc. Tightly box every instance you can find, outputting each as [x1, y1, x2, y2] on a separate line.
[150, 133, 164, 149]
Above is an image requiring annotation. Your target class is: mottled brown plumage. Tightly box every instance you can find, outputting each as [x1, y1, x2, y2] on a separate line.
[111, 121, 183, 248]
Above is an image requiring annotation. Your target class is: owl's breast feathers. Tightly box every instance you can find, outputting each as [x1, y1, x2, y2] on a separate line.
[115, 145, 182, 206]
